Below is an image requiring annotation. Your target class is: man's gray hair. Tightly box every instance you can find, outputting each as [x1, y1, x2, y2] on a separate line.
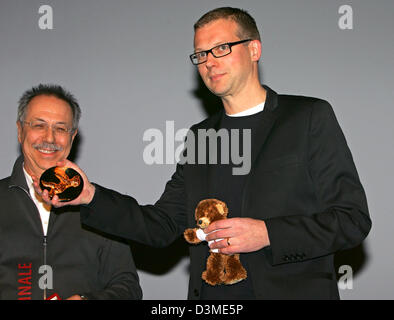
[17, 84, 81, 132]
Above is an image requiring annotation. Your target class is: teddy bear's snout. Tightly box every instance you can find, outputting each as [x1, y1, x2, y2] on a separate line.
[197, 217, 210, 229]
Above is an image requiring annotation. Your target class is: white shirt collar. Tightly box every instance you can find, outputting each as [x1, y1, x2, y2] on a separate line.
[225, 101, 265, 117]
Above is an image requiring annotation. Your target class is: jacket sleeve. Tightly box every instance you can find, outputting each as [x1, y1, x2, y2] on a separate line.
[264, 100, 372, 265]
[82, 238, 143, 300]
[80, 162, 187, 248]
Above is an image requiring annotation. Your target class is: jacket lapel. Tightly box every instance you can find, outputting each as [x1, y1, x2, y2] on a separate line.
[9, 155, 29, 191]
[8, 155, 59, 236]
[8, 156, 46, 235]
[240, 85, 281, 217]
[249, 85, 280, 169]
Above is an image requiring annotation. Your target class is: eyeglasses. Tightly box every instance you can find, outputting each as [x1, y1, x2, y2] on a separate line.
[189, 39, 252, 65]
[22, 120, 74, 136]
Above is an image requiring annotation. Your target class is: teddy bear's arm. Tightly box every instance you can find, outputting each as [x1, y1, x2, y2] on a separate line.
[184, 228, 202, 244]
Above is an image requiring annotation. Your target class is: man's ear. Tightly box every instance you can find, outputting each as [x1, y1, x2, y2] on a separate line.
[248, 39, 262, 62]
[16, 121, 23, 144]
[215, 201, 228, 215]
[71, 129, 78, 143]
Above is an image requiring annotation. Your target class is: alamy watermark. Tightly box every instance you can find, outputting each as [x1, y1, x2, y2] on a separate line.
[338, 5, 353, 30]
[338, 264, 353, 290]
[38, 5, 53, 30]
[142, 121, 251, 175]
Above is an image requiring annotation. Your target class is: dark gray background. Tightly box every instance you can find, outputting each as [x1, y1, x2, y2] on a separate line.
[1, 0, 393, 299]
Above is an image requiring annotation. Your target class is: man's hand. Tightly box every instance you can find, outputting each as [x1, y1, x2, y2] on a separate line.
[204, 217, 270, 254]
[65, 295, 83, 300]
[32, 159, 96, 208]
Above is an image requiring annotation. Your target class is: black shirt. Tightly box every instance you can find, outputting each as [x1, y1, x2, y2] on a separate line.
[200, 109, 266, 300]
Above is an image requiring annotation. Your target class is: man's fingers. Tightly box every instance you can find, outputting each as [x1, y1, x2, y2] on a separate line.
[42, 189, 50, 201]
[218, 246, 238, 255]
[204, 218, 270, 254]
[209, 239, 240, 255]
[35, 185, 65, 208]
[65, 295, 83, 300]
[40, 189, 52, 204]
[209, 238, 229, 249]
[59, 159, 80, 172]
[32, 177, 43, 195]
[205, 229, 233, 242]
[204, 219, 232, 234]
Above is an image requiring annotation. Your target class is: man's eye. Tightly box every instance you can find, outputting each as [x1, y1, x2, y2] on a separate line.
[55, 126, 68, 133]
[198, 52, 207, 58]
[33, 124, 45, 129]
[217, 44, 229, 52]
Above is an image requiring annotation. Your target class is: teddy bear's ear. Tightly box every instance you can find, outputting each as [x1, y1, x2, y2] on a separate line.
[215, 202, 228, 215]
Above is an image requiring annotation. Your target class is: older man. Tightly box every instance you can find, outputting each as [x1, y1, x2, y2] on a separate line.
[38, 7, 371, 299]
[0, 84, 142, 300]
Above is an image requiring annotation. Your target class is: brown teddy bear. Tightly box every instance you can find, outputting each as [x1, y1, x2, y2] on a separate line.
[184, 199, 247, 286]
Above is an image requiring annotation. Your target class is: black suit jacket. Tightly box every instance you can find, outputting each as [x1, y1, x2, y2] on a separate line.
[80, 85, 371, 299]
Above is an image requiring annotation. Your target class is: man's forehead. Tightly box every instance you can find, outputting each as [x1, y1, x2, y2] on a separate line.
[194, 18, 239, 50]
[26, 95, 73, 120]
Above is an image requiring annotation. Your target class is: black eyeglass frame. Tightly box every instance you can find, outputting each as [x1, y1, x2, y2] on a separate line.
[189, 39, 252, 65]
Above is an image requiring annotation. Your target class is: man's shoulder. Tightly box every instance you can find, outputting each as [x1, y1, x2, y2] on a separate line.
[278, 93, 331, 108]
[0, 176, 11, 190]
[277, 93, 335, 120]
[0, 177, 13, 210]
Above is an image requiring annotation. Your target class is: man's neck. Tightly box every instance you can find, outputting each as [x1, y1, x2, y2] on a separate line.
[222, 85, 267, 115]
[23, 163, 43, 180]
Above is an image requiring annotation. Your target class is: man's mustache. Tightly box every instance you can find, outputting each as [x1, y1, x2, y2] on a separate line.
[33, 142, 63, 151]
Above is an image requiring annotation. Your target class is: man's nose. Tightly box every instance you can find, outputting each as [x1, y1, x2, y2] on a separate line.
[205, 51, 218, 68]
[44, 126, 56, 142]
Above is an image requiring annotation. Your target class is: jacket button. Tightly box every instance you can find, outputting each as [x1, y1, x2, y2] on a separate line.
[194, 289, 199, 297]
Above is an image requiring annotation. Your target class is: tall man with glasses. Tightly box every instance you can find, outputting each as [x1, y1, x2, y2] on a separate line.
[36, 7, 371, 299]
[0, 84, 142, 300]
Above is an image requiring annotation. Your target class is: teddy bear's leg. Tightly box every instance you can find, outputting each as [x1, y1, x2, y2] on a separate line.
[223, 254, 247, 285]
[202, 253, 225, 286]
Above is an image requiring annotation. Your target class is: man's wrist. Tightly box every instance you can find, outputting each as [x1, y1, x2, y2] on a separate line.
[82, 183, 96, 205]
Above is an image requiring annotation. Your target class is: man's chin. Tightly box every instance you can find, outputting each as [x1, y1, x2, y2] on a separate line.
[208, 89, 228, 98]
[36, 159, 62, 174]
[205, 83, 229, 97]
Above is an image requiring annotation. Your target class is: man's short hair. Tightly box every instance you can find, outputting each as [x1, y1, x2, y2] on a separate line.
[194, 7, 261, 42]
[17, 84, 81, 132]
